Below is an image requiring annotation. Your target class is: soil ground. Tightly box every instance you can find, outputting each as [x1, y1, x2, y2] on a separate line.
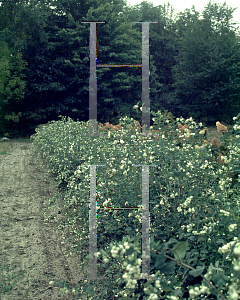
[0, 140, 91, 300]
[0, 124, 231, 299]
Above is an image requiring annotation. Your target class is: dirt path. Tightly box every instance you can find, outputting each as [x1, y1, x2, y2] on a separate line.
[0, 142, 89, 300]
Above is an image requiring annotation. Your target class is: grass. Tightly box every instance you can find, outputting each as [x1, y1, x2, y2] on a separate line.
[1, 109, 240, 299]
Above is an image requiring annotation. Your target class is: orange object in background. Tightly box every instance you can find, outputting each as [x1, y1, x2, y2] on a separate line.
[216, 121, 228, 133]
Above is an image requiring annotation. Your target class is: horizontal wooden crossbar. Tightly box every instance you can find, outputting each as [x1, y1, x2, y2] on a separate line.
[97, 64, 142, 67]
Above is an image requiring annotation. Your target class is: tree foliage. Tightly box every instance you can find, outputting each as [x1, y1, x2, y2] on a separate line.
[0, 40, 27, 137]
[124, 1, 180, 118]
[0, 0, 240, 137]
[168, 2, 240, 125]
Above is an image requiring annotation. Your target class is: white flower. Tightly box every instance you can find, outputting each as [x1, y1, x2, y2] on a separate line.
[111, 247, 119, 257]
[123, 261, 128, 267]
[126, 264, 133, 271]
[233, 260, 240, 271]
[136, 258, 141, 265]
[103, 257, 109, 263]
[229, 224, 237, 232]
[234, 243, 240, 256]
[155, 279, 161, 288]
[148, 294, 158, 300]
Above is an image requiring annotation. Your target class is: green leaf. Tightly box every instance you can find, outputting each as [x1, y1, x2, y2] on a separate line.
[164, 238, 178, 248]
[213, 273, 227, 289]
[171, 241, 188, 261]
[99, 288, 108, 299]
[232, 167, 240, 172]
[152, 253, 166, 269]
[58, 281, 65, 288]
[190, 186, 201, 196]
[57, 280, 70, 290]
[197, 236, 206, 243]
[125, 246, 135, 256]
[189, 265, 205, 277]
[84, 284, 95, 296]
[173, 171, 186, 178]
[160, 281, 172, 292]
[159, 260, 176, 275]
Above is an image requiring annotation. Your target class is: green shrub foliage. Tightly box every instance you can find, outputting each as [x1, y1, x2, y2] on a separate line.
[30, 109, 240, 299]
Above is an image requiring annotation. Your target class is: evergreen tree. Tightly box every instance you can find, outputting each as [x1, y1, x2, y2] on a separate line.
[0, 0, 52, 135]
[46, 0, 162, 125]
[1, 0, 239, 136]
[0, 40, 27, 137]
[168, 2, 240, 125]
[3, 0, 161, 132]
[113, 0, 179, 124]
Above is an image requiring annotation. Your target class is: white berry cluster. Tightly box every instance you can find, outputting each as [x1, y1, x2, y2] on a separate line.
[110, 241, 130, 258]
